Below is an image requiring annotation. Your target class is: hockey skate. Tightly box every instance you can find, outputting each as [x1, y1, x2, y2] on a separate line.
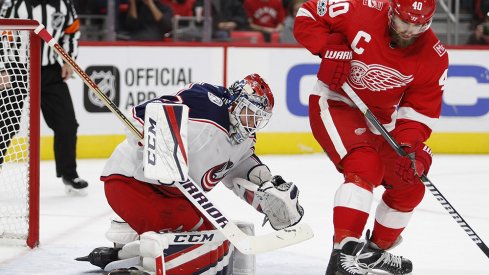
[356, 232, 413, 275]
[63, 176, 88, 196]
[325, 237, 367, 275]
[75, 247, 120, 269]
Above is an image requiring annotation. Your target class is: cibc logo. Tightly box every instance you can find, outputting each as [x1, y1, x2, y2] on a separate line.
[84, 65, 120, 112]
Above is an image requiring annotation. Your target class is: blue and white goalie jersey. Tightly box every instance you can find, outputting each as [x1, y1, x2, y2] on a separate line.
[101, 83, 265, 192]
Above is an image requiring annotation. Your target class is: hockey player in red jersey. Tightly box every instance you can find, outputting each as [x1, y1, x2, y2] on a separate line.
[77, 74, 305, 274]
[294, 0, 448, 274]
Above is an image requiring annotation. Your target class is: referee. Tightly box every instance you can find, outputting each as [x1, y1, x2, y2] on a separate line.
[1, 0, 88, 196]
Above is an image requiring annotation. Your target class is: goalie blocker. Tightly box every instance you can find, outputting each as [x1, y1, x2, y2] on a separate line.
[77, 218, 256, 275]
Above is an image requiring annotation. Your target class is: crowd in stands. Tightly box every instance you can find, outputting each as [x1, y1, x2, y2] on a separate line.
[467, 0, 489, 45]
[0, 0, 484, 45]
[73, 0, 308, 43]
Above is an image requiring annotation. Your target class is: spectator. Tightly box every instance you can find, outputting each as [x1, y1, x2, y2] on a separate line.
[194, 0, 248, 40]
[161, 0, 195, 34]
[474, 0, 489, 24]
[279, 0, 305, 44]
[468, 12, 489, 44]
[244, 0, 285, 42]
[75, 0, 128, 41]
[162, 0, 194, 17]
[1, 0, 89, 195]
[124, 0, 172, 41]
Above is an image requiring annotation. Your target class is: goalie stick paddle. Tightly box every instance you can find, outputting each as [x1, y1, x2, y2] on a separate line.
[33, 24, 313, 254]
[342, 82, 489, 258]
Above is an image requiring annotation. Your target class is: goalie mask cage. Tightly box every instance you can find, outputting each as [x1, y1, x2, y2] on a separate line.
[0, 19, 41, 248]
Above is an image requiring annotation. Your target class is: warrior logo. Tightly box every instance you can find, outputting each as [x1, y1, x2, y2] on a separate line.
[349, 60, 413, 91]
[51, 12, 64, 30]
[84, 66, 120, 112]
[201, 161, 234, 191]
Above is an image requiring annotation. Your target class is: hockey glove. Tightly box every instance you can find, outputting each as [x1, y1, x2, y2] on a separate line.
[256, 175, 304, 230]
[317, 33, 352, 92]
[232, 175, 304, 231]
[396, 142, 432, 184]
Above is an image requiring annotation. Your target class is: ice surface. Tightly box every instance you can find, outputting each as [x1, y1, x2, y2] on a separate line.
[0, 154, 488, 274]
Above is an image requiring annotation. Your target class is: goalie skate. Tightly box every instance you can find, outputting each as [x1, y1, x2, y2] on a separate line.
[75, 247, 120, 269]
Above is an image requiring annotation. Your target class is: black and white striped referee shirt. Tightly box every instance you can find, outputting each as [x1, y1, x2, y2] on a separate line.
[0, 0, 80, 67]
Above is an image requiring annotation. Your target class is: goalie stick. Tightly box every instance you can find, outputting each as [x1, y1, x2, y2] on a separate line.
[342, 82, 489, 258]
[33, 24, 313, 255]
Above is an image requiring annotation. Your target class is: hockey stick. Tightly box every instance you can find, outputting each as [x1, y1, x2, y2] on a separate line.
[33, 24, 313, 254]
[341, 82, 489, 258]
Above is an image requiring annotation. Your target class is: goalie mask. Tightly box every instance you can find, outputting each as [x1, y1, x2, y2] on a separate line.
[228, 74, 274, 144]
[389, 0, 435, 39]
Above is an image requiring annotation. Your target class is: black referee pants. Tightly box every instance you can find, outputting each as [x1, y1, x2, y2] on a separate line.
[41, 64, 79, 179]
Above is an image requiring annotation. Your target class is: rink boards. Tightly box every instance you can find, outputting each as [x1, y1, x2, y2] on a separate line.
[35, 44, 489, 157]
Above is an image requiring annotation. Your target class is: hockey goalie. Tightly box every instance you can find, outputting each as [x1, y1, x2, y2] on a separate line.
[76, 73, 305, 275]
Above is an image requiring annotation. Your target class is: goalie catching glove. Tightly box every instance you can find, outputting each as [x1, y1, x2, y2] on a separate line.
[232, 175, 304, 231]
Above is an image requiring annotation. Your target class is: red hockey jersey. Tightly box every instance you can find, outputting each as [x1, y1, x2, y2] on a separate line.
[294, 0, 449, 142]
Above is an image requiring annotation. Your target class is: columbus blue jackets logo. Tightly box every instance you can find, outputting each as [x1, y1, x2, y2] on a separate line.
[84, 66, 120, 112]
[201, 161, 234, 191]
[208, 92, 223, 106]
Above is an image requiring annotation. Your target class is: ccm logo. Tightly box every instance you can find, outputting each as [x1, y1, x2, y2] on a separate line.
[146, 117, 157, 165]
[173, 233, 215, 243]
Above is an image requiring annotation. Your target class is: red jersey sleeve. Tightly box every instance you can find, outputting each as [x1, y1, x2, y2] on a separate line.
[293, 0, 356, 57]
[393, 34, 449, 144]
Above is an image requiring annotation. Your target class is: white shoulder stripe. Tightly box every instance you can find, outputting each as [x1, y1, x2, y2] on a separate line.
[296, 7, 315, 20]
[397, 107, 438, 129]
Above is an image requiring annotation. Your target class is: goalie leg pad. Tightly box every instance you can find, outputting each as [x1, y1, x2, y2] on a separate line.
[106, 217, 139, 247]
[230, 221, 256, 275]
[139, 228, 256, 275]
[104, 224, 256, 275]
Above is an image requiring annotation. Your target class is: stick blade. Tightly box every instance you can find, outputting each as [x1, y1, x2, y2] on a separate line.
[222, 222, 314, 255]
